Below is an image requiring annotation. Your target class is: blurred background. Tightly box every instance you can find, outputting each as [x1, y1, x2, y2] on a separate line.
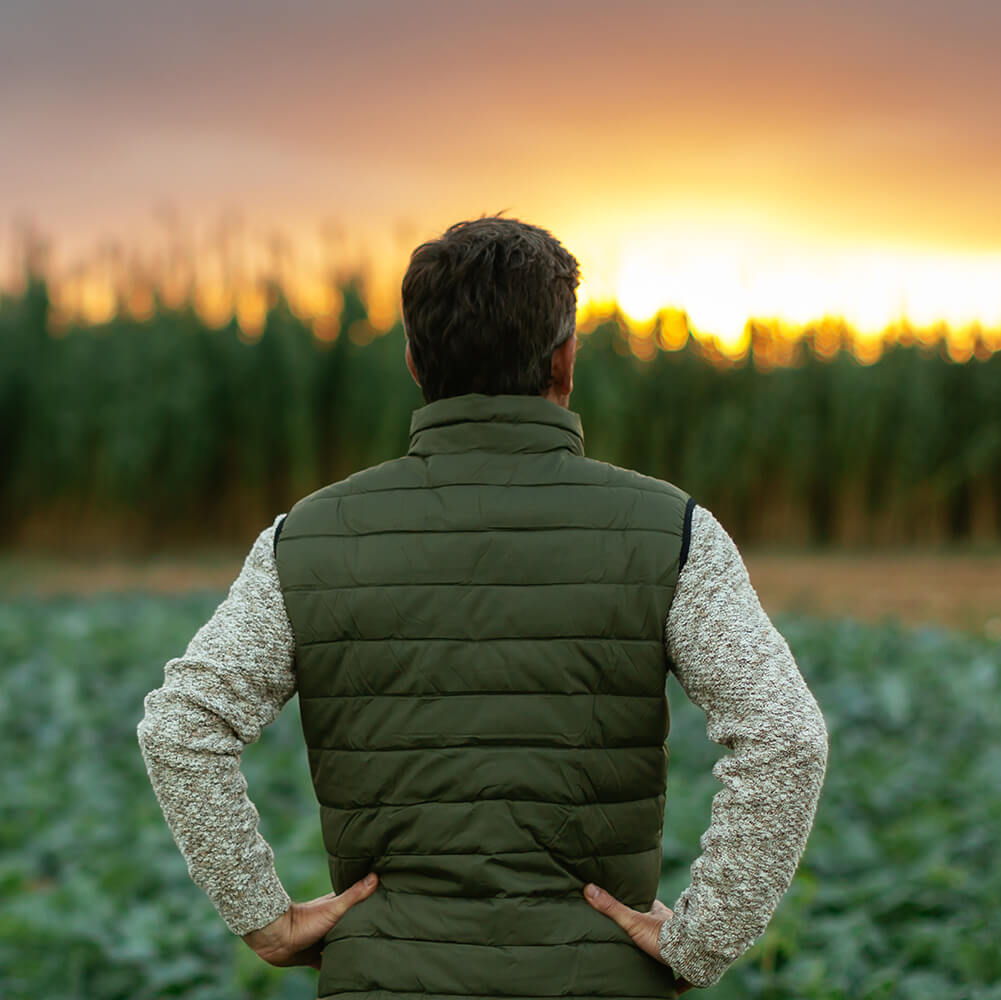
[2, 1, 999, 998]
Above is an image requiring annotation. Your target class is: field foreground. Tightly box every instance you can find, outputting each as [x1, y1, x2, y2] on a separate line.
[1, 590, 1000, 999]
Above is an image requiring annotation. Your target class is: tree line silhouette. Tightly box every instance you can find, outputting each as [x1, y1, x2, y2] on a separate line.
[2, 275, 999, 551]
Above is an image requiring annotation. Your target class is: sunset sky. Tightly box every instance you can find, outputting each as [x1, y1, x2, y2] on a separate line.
[3, 0, 1000, 346]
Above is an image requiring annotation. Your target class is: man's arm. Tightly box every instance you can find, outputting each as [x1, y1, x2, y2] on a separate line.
[654, 504, 829, 988]
[136, 514, 297, 936]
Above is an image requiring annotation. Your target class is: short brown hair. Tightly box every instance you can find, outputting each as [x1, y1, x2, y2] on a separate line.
[401, 216, 580, 402]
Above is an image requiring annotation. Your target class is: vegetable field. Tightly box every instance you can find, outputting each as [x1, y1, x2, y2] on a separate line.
[1, 595, 998, 999]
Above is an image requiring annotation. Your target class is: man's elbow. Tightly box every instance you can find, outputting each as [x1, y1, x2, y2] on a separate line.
[788, 705, 829, 782]
[807, 706, 829, 765]
[136, 707, 168, 770]
[137, 685, 247, 766]
[137, 686, 166, 750]
[765, 701, 828, 774]
[136, 688, 194, 768]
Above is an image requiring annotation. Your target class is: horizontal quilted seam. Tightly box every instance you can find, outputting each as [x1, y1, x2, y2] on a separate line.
[284, 579, 677, 592]
[282, 525, 684, 539]
[318, 846, 663, 861]
[305, 741, 667, 751]
[320, 993, 671, 1000]
[328, 934, 650, 949]
[315, 793, 665, 809]
[320, 994, 671, 1000]
[295, 479, 693, 501]
[299, 691, 663, 699]
[297, 637, 663, 648]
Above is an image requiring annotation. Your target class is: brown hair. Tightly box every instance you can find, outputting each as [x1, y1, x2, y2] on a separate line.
[401, 216, 580, 402]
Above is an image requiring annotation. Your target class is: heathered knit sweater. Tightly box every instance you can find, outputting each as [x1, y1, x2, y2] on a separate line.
[137, 504, 828, 990]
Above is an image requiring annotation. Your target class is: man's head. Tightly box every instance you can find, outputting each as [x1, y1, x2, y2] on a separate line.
[401, 216, 580, 405]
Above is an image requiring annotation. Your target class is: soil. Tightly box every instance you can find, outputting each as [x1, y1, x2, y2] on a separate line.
[2, 548, 999, 638]
[742, 550, 1001, 638]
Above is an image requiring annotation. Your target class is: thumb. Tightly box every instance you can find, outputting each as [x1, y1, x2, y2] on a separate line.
[297, 873, 380, 936]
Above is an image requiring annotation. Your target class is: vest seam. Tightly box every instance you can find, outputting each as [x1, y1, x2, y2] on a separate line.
[411, 413, 581, 431]
[319, 993, 668, 1000]
[284, 581, 676, 593]
[326, 934, 652, 949]
[326, 846, 662, 861]
[678, 497, 697, 571]
[281, 526, 684, 540]
[299, 481, 686, 501]
[298, 636, 663, 647]
[316, 794, 664, 809]
[317, 795, 664, 810]
[409, 446, 581, 458]
[376, 887, 592, 898]
[308, 742, 667, 752]
[299, 691, 661, 699]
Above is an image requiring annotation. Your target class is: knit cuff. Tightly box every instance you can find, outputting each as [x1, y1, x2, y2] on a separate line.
[212, 867, 292, 937]
[657, 909, 733, 990]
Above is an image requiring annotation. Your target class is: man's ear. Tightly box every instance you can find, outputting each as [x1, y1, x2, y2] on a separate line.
[549, 334, 576, 402]
[405, 339, 421, 388]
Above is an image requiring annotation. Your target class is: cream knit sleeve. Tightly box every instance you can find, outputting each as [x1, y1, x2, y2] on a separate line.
[137, 514, 297, 936]
[657, 504, 829, 988]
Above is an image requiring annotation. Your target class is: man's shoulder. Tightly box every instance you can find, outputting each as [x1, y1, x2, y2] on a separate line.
[556, 454, 693, 545]
[289, 454, 690, 504]
[566, 453, 690, 505]
[290, 456, 425, 510]
[280, 452, 692, 536]
[276, 457, 422, 546]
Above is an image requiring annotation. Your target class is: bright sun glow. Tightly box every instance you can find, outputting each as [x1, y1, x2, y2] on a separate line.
[593, 235, 1001, 356]
[39, 215, 1001, 364]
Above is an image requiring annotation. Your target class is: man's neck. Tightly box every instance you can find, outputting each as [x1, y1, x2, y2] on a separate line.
[541, 388, 571, 409]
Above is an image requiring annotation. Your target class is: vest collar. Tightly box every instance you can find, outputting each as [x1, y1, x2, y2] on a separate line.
[408, 393, 585, 457]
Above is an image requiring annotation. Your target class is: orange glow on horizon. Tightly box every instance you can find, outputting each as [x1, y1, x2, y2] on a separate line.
[12, 219, 1001, 367]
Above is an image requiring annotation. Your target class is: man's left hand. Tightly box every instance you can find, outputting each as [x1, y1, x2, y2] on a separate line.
[242, 872, 379, 969]
[583, 883, 694, 993]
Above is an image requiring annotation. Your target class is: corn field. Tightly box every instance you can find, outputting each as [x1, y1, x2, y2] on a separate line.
[2, 276, 1000, 549]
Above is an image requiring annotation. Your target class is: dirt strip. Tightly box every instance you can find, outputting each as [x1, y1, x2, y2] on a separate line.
[743, 551, 1001, 638]
[2, 550, 999, 637]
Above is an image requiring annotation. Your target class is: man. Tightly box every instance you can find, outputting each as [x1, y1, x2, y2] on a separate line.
[138, 217, 828, 998]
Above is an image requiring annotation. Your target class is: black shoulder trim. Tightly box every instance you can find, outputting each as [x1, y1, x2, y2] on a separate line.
[678, 497, 696, 572]
[273, 514, 287, 556]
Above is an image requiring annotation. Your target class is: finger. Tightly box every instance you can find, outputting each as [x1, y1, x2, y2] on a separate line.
[283, 874, 380, 961]
[309, 873, 378, 909]
[296, 873, 379, 941]
[324, 872, 379, 920]
[582, 884, 645, 938]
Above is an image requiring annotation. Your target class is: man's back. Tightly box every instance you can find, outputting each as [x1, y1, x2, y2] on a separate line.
[138, 216, 827, 996]
[275, 393, 690, 999]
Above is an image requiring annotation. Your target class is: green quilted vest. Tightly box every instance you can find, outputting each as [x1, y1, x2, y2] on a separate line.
[275, 393, 692, 1000]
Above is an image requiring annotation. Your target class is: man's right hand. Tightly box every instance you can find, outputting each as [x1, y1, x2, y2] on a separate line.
[242, 872, 379, 969]
[583, 883, 695, 993]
